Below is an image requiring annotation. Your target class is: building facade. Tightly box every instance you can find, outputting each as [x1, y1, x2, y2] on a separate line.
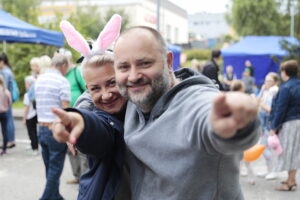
[39, 0, 188, 44]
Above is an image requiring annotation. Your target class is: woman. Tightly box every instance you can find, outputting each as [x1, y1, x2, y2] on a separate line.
[256, 72, 279, 180]
[0, 75, 12, 155]
[0, 53, 16, 148]
[270, 60, 300, 191]
[52, 52, 131, 200]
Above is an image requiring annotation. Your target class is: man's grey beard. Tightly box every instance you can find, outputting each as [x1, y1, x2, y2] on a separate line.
[118, 66, 172, 113]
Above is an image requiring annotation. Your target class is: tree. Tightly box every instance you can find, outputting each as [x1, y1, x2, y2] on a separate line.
[0, 0, 130, 96]
[230, 0, 283, 36]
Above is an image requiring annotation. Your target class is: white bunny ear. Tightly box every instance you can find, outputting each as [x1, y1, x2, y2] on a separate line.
[60, 20, 91, 57]
[92, 14, 122, 52]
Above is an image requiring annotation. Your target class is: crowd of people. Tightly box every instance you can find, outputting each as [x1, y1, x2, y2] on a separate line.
[0, 15, 299, 200]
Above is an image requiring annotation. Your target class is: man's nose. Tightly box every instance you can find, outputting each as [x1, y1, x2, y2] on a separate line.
[128, 68, 142, 83]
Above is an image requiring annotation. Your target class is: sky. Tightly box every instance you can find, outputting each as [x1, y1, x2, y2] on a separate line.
[169, 0, 231, 14]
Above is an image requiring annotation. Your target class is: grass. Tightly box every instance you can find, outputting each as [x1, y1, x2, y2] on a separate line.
[12, 99, 24, 109]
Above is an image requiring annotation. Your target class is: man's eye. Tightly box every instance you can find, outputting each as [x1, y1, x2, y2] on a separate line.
[141, 61, 152, 67]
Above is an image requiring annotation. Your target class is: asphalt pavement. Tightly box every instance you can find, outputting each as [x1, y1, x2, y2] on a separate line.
[0, 109, 299, 200]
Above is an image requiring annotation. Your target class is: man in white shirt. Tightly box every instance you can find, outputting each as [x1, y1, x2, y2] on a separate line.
[35, 54, 70, 200]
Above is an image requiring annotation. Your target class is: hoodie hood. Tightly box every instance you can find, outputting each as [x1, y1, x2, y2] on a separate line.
[150, 68, 218, 120]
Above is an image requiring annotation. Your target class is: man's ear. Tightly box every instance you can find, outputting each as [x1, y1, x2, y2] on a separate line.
[166, 51, 173, 71]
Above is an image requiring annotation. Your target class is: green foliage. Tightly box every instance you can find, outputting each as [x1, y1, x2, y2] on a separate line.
[0, 1, 130, 96]
[231, 0, 283, 36]
[183, 49, 211, 61]
[280, 38, 300, 77]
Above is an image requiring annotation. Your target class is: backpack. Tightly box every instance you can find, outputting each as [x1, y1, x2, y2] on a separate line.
[0, 88, 11, 113]
[12, 79, 19, 103]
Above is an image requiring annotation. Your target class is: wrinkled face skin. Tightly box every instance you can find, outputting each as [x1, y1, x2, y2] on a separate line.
[85, 63, 127, 114]
[30, 63, 40, 75]
[114, 29, 173, 113]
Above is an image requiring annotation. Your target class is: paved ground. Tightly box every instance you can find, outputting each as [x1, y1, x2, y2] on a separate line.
[0, 110, 299, 199]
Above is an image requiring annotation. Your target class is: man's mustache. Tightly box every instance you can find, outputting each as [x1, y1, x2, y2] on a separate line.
[126, 78, 150, 87]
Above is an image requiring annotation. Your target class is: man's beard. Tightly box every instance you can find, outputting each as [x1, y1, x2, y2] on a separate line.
[118, 66, 171, 113]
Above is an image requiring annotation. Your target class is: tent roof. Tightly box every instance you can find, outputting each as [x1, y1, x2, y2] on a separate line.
[0, 9, 64, 46]
[222, 36, 299, 57]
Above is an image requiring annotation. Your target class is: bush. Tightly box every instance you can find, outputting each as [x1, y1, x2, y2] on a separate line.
[183, 49, 211, 61]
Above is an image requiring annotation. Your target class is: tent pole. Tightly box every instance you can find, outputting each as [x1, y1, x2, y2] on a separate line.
[2, 41, 6, 53]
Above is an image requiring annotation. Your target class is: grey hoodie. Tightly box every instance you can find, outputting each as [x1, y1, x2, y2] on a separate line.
[124, 68, 260, 200]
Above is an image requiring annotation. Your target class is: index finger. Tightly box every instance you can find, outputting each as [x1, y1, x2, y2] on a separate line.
[52, 107, 71, 125]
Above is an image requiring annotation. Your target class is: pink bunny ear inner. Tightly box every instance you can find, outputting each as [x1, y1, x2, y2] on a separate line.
[60, 20, 91, 56]
[93, 14, 122, 52]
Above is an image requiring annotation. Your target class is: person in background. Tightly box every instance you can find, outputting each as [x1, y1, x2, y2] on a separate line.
[0, 75, 12, 155]
[35, 54, 71, 200]
[223, 65, 237, 91]
[242, 68, 256, 94]
[190, 58, 202, 72]
[256, 72, 280, 180]
[57, 48, 88, 185]
[270, 60, 300, 191]
[245, 60, 254, 77]
[230, 80, 256, 185]
[202, 49, 224, 90]
[0, 53, 16, 149]
[23, 76, 38, 155]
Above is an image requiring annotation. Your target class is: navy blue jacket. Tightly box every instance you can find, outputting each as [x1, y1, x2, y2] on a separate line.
[70, 108, 129, 200]
[271, 77, 300, 130]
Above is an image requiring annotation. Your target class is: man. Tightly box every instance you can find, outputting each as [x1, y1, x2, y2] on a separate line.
[57, 48, 88, 185]
[202, 49, 224, 90]
[113, 26, 260, 199]
[35, 54, 70, 200]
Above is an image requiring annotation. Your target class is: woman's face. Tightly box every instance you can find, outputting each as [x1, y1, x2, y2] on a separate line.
[264, 75, 276, 89]
[85, 63, 127, 114]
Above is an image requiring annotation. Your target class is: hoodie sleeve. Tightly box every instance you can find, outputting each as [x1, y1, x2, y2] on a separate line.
[186, 89, 260, 155]
[67, 108, 115, 158]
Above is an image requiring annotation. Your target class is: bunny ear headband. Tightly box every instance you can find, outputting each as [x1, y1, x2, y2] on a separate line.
[59, 14, 122, 58]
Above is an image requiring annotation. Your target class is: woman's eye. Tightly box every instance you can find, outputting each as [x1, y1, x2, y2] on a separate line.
[91, 86, 100, 91]
[118, 65, 128, 71]
[110, 80, 116, 86]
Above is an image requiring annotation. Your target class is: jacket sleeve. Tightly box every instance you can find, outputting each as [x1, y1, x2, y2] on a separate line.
[271, 86, 289, 130]
[68, 108, 115, 158]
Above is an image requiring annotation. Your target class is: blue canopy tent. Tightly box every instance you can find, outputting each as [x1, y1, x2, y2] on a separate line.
[221, 36, 298, 86]
[0, 9, 64, 50]
[168, 44, 181, 70]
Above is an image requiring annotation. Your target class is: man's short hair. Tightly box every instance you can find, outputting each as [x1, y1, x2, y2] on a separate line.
[117, 26, 168, 55]
[280, 60, 299, 77]
[51, 54, 69, 68]
[211, 49, 221, 59]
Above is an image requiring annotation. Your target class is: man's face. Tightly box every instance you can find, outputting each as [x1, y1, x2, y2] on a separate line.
[85, 63, 127, 114]
[114, 30, 173, 112]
